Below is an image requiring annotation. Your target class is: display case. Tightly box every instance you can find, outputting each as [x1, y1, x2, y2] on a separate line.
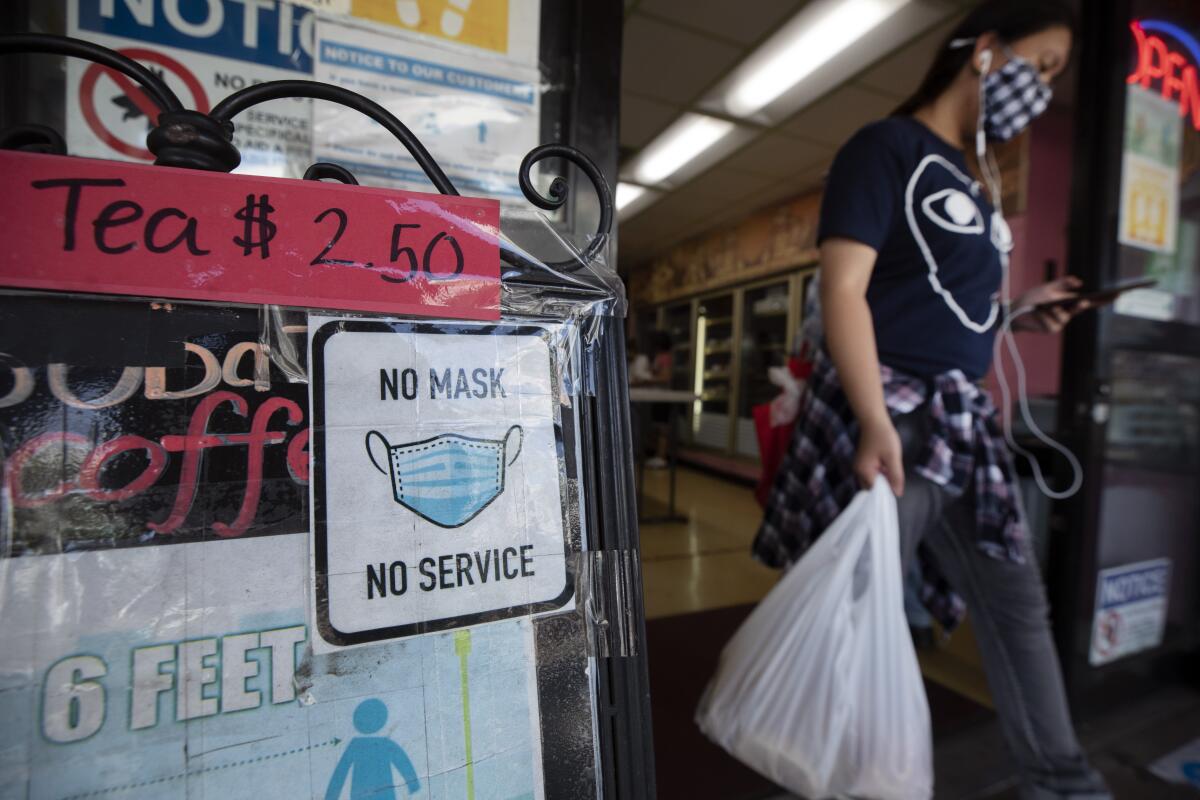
[735, 281, 793, 458]
[695, 293, 735, 450]
[641, 268, 815, 463]
[663, 300, 696, 393]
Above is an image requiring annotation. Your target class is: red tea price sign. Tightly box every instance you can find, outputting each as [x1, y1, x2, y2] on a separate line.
[0, 151, 501, 320]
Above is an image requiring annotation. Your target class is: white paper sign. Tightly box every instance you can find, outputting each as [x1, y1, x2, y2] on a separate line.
[312, 18, 540, 200]
[67, 0, 315, 178]
[1089, 558, 1171, 666]
[310, 319, 573, 648]
[0, 532, 546, 799]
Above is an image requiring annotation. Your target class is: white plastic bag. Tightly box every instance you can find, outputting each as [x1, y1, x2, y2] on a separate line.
[696, 478, 933, 799]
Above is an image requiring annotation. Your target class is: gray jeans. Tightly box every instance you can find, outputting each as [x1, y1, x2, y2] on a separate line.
[894, 411, 1110, 800]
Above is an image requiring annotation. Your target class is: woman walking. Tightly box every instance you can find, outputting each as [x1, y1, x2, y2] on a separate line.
[755, 3, 1110, 797]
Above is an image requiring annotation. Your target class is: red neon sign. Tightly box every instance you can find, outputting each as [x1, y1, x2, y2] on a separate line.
[1128, 22, 1200, 132]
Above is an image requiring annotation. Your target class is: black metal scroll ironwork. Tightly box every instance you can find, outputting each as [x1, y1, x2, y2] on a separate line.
[0, 33, 612, 274]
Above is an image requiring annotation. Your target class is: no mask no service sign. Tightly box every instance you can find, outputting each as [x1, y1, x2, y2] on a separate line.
[310, 318, 574, 647]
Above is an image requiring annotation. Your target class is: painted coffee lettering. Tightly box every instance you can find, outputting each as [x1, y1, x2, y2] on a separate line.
[154, 392, 303, 538]
[286, 427, 310, 485]
[428, 367, 507, 399]
[78, 434, 169, 503]
[7, 401, 307, 524]
[7, 431, 91, 508]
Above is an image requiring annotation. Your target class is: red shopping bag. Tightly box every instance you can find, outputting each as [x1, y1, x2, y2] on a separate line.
[753, 402, 793, 507]
[753, 353, 813, 507]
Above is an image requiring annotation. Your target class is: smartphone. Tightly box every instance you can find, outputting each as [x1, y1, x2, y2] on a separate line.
[1035, 278, 1159, 312]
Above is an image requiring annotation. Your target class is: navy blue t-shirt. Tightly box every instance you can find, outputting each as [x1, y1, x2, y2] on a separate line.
[818, 117, 1005, 379]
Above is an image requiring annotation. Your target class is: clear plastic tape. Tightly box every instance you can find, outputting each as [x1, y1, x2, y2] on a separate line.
[256, 207, 625, 393]
[574, 549, 641, 659]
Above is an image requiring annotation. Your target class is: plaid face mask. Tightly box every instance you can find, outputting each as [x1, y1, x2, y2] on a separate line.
[982, 50, 1052, 142]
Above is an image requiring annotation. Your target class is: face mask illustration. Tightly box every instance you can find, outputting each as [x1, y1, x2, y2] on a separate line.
[366, 425, 523, 528]
[982, 50, 1053, 143]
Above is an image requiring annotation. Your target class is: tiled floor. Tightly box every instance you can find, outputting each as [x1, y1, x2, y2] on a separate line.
[638, 465, 778, 620]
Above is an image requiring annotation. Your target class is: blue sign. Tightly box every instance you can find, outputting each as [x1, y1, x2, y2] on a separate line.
[1097, 561, 1170, 610]
[76, 0, 313, 73]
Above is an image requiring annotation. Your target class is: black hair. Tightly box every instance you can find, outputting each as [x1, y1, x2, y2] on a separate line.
[893, 0, 1076, 117]
[652, 330, 672, 353]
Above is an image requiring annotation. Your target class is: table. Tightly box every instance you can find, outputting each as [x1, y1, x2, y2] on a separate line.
[629, 387, 698, 525]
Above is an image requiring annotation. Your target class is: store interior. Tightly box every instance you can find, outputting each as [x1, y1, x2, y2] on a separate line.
[617, 0, 1199, 797]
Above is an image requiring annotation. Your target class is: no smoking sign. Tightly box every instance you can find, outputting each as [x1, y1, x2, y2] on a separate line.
[79, 47, 210, 161]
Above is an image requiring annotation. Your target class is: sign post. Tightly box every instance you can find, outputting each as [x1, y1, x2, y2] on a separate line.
[0, 20, 650, 797]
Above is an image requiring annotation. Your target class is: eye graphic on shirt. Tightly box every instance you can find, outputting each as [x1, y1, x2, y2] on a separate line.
[921, 188, 985, 235]
[904, 154, 1001, 335]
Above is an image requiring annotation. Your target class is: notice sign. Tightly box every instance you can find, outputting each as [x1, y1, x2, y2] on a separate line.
[314, 17, 540, 200]
[1118, 86, 1183, 254]
[1089, 558, 1172, 666]
[0, 150, 500, 319]
[69, 0, 316, 177]
[310, 319, 573, 646]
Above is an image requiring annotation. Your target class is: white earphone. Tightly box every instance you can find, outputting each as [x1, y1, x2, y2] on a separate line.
[952, 35, 1083, 500]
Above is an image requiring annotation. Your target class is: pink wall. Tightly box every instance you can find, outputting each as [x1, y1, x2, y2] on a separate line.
[986, 106, 1075, 399]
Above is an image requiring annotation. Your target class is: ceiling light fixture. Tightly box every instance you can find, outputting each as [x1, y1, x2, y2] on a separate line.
[616, 182, 648, 211]
[724, 0, 910, 117]
[634, 113, 736, 185]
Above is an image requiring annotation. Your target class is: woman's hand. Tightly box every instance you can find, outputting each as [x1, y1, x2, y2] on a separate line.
[855, 416, 905, 496]
[1012, 276, 1089, 334]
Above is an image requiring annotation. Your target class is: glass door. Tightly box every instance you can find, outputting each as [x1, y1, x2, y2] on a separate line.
[735, 281, 792, 458]
[663, 301, 695, 392]
[694, 293, 735, 451]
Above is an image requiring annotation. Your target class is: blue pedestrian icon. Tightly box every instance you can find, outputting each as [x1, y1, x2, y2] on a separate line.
[325, 699, 421, 799]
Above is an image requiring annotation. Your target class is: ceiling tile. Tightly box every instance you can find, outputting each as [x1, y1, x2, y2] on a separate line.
[619, 194, 699, 240]
[781, 84, 900, 148]
[721, 132, 830, 178]
[619, 92, 679, 150]
[636, 0, 802, 46]
[674, 165, 776, 202]
[621, 13, 743, 104]
[855, 14, 965, 100]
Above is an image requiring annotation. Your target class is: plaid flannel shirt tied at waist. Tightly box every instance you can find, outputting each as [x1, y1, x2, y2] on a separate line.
[753, 352, 1027, 630]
